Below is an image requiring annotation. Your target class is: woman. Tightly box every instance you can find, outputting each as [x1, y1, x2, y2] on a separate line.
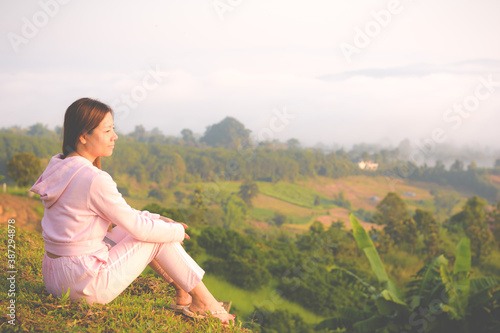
[30, 98, 234, 324]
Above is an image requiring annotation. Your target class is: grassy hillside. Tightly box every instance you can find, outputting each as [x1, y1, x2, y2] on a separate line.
[0, 174, 476, 332]
[0, 227, 250, 332]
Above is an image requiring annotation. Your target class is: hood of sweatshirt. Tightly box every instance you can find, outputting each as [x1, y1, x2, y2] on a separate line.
[31, 154, 93, 208]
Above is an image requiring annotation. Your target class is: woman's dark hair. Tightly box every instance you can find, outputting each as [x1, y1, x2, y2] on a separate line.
[62, 98, 113, 169]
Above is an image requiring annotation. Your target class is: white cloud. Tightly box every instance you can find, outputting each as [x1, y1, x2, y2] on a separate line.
[0, 0, 499, 149]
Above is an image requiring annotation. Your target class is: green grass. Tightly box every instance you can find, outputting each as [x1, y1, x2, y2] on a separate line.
[0, 227, 251, 332]
[292, 215, 315, 225]
[5, 185, 31, 197]
[257, 182, 332, 209]
[201, 182, 241, 196]
[202, 275, 326, 325]
[248, 208, 275, 221]
[249, 206, 316, 225]
[34, 205, 45, 219]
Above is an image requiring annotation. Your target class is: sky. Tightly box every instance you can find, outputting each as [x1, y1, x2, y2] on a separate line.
[1, 0, 500, 151]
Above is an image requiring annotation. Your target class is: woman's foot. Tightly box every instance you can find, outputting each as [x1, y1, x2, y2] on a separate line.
[186, 299, 235, 324]
[188, 282, 235, 324]
[175, 289, 192, 306]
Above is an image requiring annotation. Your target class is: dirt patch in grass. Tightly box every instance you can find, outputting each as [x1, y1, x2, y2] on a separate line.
[0, 193, 43, 232]
[248, 219, 272, 230]
[302, 176, 434, 211]
[489, 174, 500, 187]
[284, 206, 383, 232]
[313, 208, 383, 231]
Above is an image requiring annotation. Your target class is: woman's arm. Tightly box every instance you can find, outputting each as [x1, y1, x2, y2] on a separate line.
[89, 172, 186, 243]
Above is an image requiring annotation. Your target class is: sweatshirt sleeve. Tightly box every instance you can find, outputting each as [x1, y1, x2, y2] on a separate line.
[89, 172, 185, 243]
[133, 208, 161, 220]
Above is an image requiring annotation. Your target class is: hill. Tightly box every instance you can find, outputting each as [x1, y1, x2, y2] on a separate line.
[0, 225, 250, 332]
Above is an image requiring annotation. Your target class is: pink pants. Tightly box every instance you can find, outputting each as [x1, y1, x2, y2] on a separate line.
[42, 226, 204, 304]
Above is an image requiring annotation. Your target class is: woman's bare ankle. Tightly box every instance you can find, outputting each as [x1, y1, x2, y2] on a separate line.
[175, 289, 191, 305]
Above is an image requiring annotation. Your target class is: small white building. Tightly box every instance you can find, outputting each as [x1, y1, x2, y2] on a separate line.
[358, 160, 378, 171]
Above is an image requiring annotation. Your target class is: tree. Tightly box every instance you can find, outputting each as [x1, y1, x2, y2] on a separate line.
[148, 188, 167, 202]
[273, 212, 288, 227]
[433, 190, 461, 217]
[181, 128, 196, 144]
[188, 186, 208, 224]
[237, 180, 259, 207]
[491, 201, 500, 249]
[414, 209, 439, 257]
[449, 196, 493, 263]
[401, 218, 418, 254]
[174, 190, 186, 204]
[7, 152, 42, 187]
[200, 116, 251, 149]
[27, 123, 54, 137]
[130, 125, 147, 142]
[286, 138, 301, 150]
[450, 159, 464, 172]
[466, 224, 492, 263]
[333, 190, 352, 209]
[222, 194, 247, 229]
[372, 192, 409, 225]
[435, 160, 445, 171]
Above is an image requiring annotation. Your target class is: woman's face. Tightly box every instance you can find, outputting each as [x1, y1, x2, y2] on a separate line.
[80, 112, 118, 160]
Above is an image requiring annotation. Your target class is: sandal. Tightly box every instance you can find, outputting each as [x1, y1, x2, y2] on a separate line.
[169, 303, 189, 312]
[170, 301, 231, 313]
[182, 306, 229, 319]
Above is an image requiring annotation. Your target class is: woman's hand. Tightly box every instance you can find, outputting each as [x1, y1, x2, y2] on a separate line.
[159, 216, 190, 242]
[159, 216, 175, 223]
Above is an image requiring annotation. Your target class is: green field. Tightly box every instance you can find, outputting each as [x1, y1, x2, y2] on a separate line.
[257, 181, 333, 209]
[203, 274, 326, 325]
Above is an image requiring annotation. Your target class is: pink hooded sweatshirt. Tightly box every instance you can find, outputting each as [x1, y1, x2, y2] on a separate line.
[31, 154, 185, 257]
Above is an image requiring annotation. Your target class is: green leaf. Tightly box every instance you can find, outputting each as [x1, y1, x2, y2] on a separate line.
[376, 289, 407, 315]
[453, 237, 471, 274]
[469, 277, 500, 308]
[315, 317, 349, 331]
[384, 279, 405, 306]
[352, 315, 388, 333]
[350, 214, 388, 283]
[330, 266, 377, 296]
[470, 276, 500, 295]
[407, 255, 448, 309]
[441, 237, 471, 320]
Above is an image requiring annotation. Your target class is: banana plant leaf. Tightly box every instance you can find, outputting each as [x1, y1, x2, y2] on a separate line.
[468, 276, 500, 308]
[350, 214, 406, 307]
[352, 315, 388, 333]
[329, 266, 377, 296]
[453, 237, 471, 274]
[441, 237, 471, 320]
[407, 255, 448, 310]
[350, 214, 388, 282]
